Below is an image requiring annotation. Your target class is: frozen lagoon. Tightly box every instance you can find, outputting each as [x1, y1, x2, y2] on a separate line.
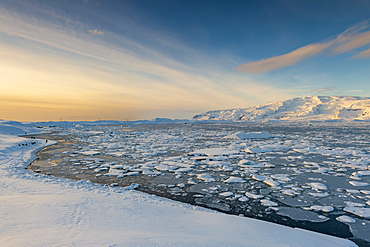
[28, 122, 370, 246]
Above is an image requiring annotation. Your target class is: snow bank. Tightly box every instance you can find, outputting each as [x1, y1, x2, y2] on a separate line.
[0, 120, 41, 135]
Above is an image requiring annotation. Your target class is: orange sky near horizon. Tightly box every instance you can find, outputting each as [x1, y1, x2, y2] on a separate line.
[2, 1, 369, 122]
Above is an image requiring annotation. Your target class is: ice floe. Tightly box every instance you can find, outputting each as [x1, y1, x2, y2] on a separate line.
[196, 173, 216, 182]
[260, 199, 278, 207]
[189, 148, 239, 157]
[277, 207, 329, 222]
[344, 206, 370, 219]
[225, 131, 271, 140]
[245, 192, 264, 199]
[309, 182, 328, 190]
[223, 176, 246, 183]
[219, 192, 234, 197]
[349, 181, 369, 187]
[336, 215, 356, 223]
[309, 205, 335, 213]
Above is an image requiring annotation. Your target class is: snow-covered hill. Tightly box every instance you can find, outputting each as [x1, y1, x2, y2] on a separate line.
[193, 96, 370, 122]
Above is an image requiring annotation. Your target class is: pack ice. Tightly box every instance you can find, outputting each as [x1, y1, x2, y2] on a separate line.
[0, 120, 364, 246]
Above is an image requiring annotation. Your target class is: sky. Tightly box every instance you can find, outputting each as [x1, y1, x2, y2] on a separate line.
[1, 0, 370, 121]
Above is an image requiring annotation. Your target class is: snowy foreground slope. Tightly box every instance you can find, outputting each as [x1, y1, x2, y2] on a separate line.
[0, 122, 357, 246]
[193, 96, 370, 122]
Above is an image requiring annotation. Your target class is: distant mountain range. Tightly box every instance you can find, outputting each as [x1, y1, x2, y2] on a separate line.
[193, 96, 370, 122]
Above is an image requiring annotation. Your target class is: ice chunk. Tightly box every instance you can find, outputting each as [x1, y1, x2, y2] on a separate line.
[277, 197, 313, 207]
[245, 192, 264, 199]
[245, 143, 289, 154]
[189, 148, 238, 157]
[312, 167, 331, 174]
[336, 215, 356, 223]
[219, 192, 234, 197]
[245, 147, 272, 154]
[106, 151, 128, 157]
[281, 189, 298, 196]
[196, 173, 216, 182]
[354, 170, 370, 176]
[270, 174, 291, 182]
[238, 196, 249, 202]
[263, 179, 280, 187]
[292, 147, 316, 154]
[345, 201, 366, 207]
[277, 207, 329, 222]
[207, 161, 231, 167]
[344, 206, 370, 219]
[308, 192, 330, 198]
[349, 181, 369, 187]
[252, 174, 267, 181]
[110, 164, 125, 169]
[154, 164, 178, 171]
[346, 189, 360, 194]
[78, 150, 101, 156]
[225, 131, 271, 140]
[224, 131, 250, 140]
[309, 182, 328, 190]
[238, 159, 263, 168]
[262, 144, 290, 152]
[309, 205, 334, 213]
[124, 171, 139, 176]
[349, 175, 361, 180]
[175, 167, 193, 173]
[217, 166, 234, 172]
[177, 183, 185, 188]
[105, 168, 126, 176]
[260, 199, 278, 207]
[223, 176, 246, 183]
[187, 178, 197, 185]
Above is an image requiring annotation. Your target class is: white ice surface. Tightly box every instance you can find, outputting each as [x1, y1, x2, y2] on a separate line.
[349, 181, 369, 187]
[189, 148, 238, 156]
[196, 173, 216, 182]
[225, 131, 271, 140]
[344, 206, 370, 219]
[0, 123, 358, 247]
[224, 176, 246, 183]
[336, 216, 356, 223]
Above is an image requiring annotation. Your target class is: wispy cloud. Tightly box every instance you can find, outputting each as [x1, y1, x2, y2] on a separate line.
[306, 87, 336, 93]
[236, 21, 370, 73]
[348, 89, 364, 92]
[332, 31, 370, 54]
[352, 48, 370, 58]
[88, 29, 104, 35]
[282, 86, 336, 93]
[235, 43, 331, 73]
[0, 3, 291, 120]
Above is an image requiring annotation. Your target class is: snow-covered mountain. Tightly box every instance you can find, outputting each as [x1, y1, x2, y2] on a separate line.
[193, 96, 370, 122]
